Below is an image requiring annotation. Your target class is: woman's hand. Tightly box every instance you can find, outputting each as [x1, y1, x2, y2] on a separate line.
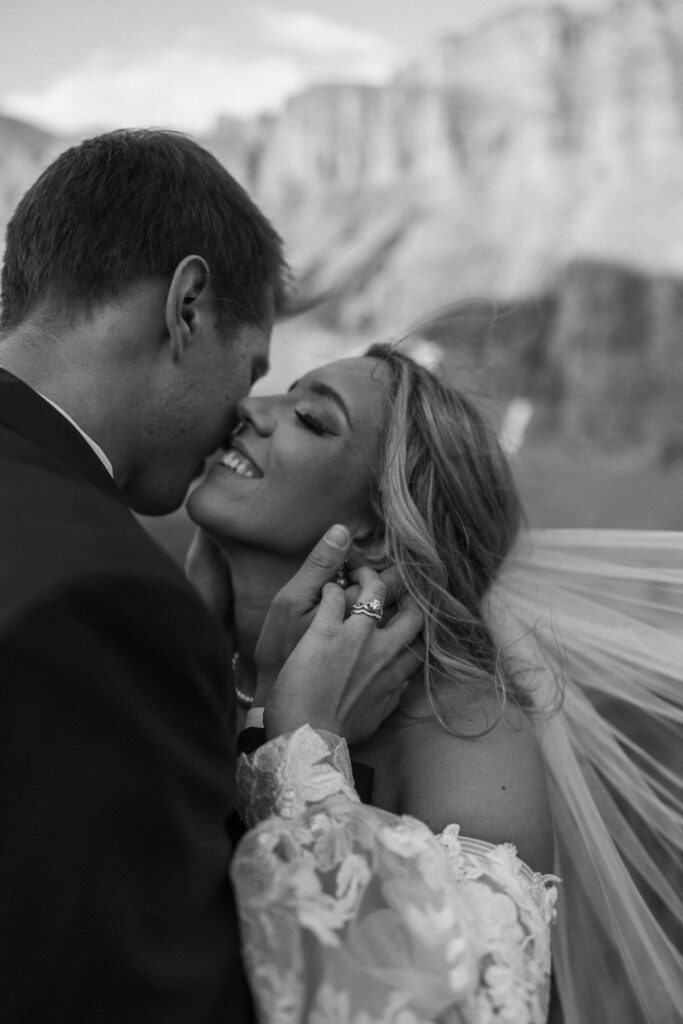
[257, 525, 424, 744]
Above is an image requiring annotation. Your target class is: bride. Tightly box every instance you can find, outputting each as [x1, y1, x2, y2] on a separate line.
[187, 343, 683, 1024]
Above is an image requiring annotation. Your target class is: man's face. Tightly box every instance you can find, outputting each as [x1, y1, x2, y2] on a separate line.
[125, 308, 272, 516]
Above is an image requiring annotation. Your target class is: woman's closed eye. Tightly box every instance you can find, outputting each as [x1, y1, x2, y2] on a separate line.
[295, 409, 334, 436]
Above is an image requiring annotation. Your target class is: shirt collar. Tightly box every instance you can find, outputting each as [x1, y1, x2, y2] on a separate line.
[37, 392, 114, 479]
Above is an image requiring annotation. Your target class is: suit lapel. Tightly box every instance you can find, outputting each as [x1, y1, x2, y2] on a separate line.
[0, 367, 125, 503]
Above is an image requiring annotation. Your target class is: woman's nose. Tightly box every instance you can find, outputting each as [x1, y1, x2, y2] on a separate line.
[236, 396, 277, 436]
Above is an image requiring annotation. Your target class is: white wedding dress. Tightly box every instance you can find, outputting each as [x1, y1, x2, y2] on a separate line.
[234, 726, 557, 1024]
[232, 529, 683, 1024]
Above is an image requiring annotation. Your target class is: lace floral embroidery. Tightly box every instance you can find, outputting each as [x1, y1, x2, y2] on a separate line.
[236, 725, 358, 829]
[233, 725, 557, 1024]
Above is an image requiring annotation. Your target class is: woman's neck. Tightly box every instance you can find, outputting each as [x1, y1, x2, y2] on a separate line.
[222, 543, 303, 686]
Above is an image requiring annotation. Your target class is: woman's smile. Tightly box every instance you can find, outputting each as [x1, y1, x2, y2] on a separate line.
[219, 443, 263, 478]
[187, 357, 390, 557]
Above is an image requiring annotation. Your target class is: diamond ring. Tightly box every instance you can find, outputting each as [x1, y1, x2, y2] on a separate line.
[350, 598, 383, 621]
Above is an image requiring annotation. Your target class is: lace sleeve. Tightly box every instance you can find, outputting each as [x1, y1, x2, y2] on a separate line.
[232, 725, 557, 1024]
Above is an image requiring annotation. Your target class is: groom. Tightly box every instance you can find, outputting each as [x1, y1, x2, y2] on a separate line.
[0, 130, 419, 1023]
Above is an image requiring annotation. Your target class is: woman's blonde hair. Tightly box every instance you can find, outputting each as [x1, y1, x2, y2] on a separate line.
[366, 342, 524, 730]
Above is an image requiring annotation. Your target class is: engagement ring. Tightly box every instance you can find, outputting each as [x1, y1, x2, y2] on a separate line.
[350, 598, 383, 621]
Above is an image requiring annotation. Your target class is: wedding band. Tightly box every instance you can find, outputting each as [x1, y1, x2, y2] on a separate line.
[351, 598, 383, 621]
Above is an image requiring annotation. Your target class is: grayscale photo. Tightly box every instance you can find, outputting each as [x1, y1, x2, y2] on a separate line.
[0, 2, 681, 1022]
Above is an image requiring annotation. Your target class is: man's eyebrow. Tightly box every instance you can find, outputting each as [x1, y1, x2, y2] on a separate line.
[287, 379, 352, 425]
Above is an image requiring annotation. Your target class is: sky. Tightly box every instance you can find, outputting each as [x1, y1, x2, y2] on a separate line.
[2, 0, 612, 135]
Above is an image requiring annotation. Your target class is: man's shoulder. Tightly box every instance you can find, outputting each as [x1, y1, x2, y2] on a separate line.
[0, 522, 228, 685]
[1, 463, 167, 573]
[0, 444, 207, 625]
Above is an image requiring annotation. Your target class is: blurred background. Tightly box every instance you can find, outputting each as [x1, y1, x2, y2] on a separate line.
[2, 0, 683, 562]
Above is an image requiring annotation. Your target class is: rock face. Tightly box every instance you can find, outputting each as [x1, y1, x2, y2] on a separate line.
[223, 0, 683, 328]
[407, 259, 683, 456]
[1, 0, 683, 452]
[550, 260, 683, 453]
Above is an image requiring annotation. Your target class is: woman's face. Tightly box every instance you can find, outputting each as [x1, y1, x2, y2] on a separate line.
[187, 356, 391, 556]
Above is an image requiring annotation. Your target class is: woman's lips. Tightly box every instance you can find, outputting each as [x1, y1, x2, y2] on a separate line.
[220, 446, 262, 478]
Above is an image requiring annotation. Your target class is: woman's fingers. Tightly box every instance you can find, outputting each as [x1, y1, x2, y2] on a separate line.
[255, 526, 353, 691]
[353, 566, 386, 594]
[312, 581, 349, 632]
[285, 524, 352, 613]
[347, 568, 387, 627]
[347, 564, 401, 603]
[342, 583, 361, 614]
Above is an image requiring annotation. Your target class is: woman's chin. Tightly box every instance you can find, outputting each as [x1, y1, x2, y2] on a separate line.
[184, 471, 207, 503]
[185, 481, 215, 527]
[185, 484, 250, 550]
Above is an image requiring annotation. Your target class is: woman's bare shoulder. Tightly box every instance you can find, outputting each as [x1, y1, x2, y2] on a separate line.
[390, 692, 555, 874]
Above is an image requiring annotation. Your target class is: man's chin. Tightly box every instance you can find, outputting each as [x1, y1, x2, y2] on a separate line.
[119, 453, 214, 515]
[124, 477, 193, 517]
[130, 495, 184, 517]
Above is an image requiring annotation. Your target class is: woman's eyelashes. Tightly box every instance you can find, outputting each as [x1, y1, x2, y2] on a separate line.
[295, 409, 335, 436]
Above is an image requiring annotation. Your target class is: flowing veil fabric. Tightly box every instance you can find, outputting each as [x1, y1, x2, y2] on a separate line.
[486, 529, 683, 1024]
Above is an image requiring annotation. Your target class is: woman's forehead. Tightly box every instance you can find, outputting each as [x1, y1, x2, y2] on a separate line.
[302, 357, 390, 425]
[300, 356, 391, 393]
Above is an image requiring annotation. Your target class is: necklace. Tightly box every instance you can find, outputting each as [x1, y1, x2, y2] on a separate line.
[232, 651, 254, 707]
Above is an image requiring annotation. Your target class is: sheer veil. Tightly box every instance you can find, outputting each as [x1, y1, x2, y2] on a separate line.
[485, 529, 683, 1024]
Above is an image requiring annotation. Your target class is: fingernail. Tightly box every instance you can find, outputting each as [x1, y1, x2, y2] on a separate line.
[325, 524, 349, 548]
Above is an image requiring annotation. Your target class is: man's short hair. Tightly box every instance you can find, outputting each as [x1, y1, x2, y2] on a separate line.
[0, 128, 287, 333]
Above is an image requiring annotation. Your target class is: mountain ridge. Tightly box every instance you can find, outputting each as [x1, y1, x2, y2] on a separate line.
[1, 0, 682, 456]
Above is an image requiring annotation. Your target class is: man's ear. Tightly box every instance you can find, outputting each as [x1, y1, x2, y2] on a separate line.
[165, 255, 211, 362]
[348, 519, 388, 571]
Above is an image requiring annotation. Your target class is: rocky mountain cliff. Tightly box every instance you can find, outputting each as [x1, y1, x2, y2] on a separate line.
[403, 258, 683, 456]
[218, 0, 683, 322]
[1, 0, 682, 454]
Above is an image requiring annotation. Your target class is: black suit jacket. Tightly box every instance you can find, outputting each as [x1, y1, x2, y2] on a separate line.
[0, 369, 253, 1023]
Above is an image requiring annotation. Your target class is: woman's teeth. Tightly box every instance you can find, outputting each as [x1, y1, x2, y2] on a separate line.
[220, 448, 260, 478]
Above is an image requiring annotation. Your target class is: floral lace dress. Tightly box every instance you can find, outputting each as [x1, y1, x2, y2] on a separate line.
[232, 726, 557, 1024]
